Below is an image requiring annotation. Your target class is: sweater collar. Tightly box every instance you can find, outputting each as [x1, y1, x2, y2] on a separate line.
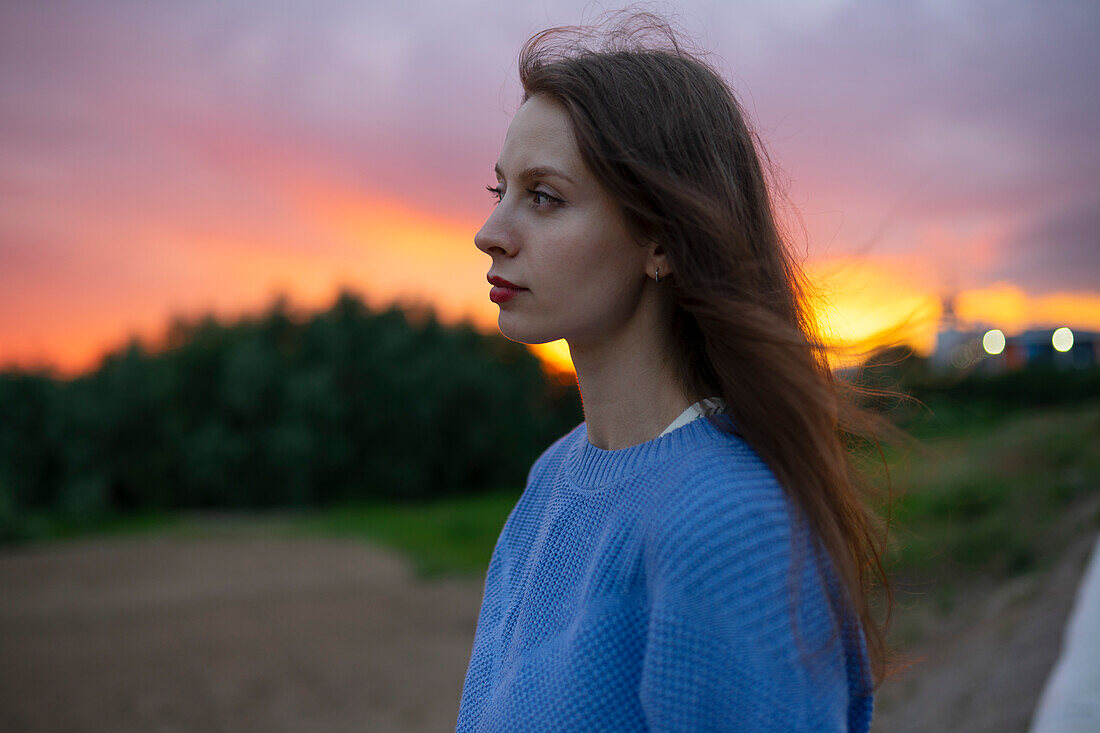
[566, 415, 731, 490]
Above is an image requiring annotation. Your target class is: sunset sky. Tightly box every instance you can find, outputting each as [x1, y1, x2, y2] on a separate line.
[2, 0, 1098, 377]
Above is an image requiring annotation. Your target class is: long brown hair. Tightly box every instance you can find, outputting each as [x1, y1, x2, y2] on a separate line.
[519, 13, 895, 684]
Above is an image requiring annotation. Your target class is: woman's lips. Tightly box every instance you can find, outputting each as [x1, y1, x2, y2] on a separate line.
[487, 275, 528, 304]
[489, 285, 526, 304]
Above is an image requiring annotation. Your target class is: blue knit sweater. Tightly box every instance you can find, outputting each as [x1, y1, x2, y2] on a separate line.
[457, 416, 873, 731]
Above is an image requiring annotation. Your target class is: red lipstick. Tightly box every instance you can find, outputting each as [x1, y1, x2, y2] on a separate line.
[488, 275, 528, 304]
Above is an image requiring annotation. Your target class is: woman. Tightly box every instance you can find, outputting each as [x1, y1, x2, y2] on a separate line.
[458, 14, 890, 732]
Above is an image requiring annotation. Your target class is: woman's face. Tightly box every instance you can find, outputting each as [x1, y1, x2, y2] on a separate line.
[475, 94, 650, 347]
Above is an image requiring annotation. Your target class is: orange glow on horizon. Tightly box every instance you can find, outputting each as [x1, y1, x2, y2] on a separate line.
[279, 178, 492, 326]
[954, 284, 1100, 335]
[4, 208, 1099, 380]
[803, 258, 941, 366]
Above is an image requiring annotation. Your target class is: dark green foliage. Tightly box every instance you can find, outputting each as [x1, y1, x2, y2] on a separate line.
[0, 290, 582, 534]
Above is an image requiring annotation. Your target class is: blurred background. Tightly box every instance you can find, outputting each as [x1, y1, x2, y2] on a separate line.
[1, 1, 1097, 731]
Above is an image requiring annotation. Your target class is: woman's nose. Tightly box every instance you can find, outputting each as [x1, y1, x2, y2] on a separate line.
[474, 207, 516, 258]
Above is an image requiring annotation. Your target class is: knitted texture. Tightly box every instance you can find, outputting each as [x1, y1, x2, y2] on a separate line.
[457, 416, 874, 732]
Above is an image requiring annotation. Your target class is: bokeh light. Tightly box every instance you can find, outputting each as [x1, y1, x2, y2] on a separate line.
[1052, 327, 1074, 352]
[982, 329, 1006, 356]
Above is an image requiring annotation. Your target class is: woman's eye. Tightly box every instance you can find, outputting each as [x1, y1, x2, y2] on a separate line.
[486, 185, 503, 203]
[529, 189, 560, 207]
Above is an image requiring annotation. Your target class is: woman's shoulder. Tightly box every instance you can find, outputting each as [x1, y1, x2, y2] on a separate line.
[637, 419, 805, 586]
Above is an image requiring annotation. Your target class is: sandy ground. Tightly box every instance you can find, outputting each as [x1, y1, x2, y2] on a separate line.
[0, 534, 483, 732]
[0, 526, 1094, 732]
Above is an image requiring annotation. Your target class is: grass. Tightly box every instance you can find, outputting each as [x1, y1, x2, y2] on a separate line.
[0, 509, 180, 545]
[285, 490, 521, 576]
[872, 400, 1100, 583]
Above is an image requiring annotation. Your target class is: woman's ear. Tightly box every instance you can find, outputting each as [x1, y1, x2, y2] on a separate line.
[646, 241, 672, 282]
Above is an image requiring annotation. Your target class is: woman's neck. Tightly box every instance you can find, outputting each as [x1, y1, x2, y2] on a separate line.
[568, 296, 695, 451]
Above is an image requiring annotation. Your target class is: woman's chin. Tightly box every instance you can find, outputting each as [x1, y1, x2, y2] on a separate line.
[497, 314, 559, 346]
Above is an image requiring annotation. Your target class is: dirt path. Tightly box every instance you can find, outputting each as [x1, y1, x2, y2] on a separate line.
[0, 535, 484, 732]
[1, 527, 1094, 732]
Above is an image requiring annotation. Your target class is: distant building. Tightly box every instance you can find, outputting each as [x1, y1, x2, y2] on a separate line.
[931, 294, 971, 372]
[930, 295, 1098, 373]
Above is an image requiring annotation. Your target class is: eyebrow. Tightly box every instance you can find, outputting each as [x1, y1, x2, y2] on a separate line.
[494, 163, 576, 185]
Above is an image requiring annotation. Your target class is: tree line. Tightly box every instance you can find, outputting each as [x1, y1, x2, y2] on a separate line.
[4, 291, 1094, 544]
[0, 291, 583, 539]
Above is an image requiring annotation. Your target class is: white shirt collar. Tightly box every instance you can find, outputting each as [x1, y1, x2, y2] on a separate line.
[657, 397, 727, 437]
